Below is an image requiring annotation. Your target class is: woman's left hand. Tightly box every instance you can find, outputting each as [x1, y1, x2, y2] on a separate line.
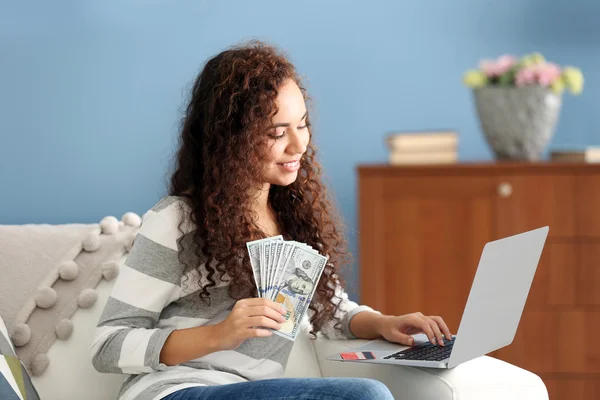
[377, 312, 452, 346]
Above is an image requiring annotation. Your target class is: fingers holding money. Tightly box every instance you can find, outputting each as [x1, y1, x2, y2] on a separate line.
[233, 299, 287, 331]
[246, 237, 328, 341]
[246, 316, 283, 331]
[215, 298, 289, 349]
[235, 298, 287, 315]
[246, 305, 287, 323]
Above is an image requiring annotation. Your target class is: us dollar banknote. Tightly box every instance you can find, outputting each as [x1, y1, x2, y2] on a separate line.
[246, 236, 282, 297]
[271, 245, 328, 340]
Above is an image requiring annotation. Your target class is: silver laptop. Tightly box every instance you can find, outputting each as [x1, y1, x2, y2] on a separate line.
[327, 226, 549, 369]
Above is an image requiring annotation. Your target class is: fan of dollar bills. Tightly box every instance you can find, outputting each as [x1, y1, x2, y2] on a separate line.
[246, 236, 328, 341]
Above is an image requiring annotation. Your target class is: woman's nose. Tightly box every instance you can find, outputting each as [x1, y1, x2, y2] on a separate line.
[288, 130, 307, 154]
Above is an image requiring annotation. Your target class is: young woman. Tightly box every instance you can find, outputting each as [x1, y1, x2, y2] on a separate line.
[91, 40, 452, 400]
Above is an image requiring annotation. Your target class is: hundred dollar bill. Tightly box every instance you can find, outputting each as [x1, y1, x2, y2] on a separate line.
[271, 245, 328, 340]
[268, 242, 293, 300]
[267, 241, 282, 298]
[269, 241, 278, 294]
[262, 243, 270, 298]
[246, 236, 282, 297]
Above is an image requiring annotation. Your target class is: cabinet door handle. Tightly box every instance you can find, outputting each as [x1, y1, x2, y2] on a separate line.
[497, 182, 513, 198]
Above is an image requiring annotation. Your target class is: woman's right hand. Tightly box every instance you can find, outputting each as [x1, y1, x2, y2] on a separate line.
[213, 298, 287, 351]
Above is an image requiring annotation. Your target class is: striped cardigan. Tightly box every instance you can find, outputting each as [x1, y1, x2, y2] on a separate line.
[90, 196, 376, 400]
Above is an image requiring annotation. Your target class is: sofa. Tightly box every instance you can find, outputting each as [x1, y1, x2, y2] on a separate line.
[0, 216, 549, 400]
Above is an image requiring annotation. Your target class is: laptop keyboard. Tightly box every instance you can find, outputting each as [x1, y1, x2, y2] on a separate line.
[383, 337, 455, 362]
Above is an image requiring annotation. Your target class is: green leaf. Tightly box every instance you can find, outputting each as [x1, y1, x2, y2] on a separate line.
[497, 66, 517, 86]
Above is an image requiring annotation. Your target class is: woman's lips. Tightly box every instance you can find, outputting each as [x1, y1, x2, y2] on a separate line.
[277, 160, 300, 172]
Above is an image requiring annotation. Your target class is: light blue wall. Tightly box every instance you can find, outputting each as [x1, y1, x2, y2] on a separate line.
[2, 1, 599, 299]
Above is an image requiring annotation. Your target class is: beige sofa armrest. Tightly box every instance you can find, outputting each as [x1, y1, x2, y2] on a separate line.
[312, 336, 549, 400]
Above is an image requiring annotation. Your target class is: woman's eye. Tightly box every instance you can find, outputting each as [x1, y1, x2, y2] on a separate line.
[269, 132, 285, 140]
[299, 122, 311, 130]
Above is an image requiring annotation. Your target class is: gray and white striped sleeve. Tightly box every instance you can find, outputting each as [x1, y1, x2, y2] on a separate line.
[90, 201, 185, 375]
[314, 279, 380, 340]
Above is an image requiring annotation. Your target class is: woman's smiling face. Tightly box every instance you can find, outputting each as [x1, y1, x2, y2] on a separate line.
[262, 79, 310, 187]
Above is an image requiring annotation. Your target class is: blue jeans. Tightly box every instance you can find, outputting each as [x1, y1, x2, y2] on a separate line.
[162, 378, 393, 400]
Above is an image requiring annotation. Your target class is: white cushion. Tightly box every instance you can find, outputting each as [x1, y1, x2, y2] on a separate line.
[283, 326, 322, 378]
[313, 336, 549, 400]
[30, 256, 127, 400]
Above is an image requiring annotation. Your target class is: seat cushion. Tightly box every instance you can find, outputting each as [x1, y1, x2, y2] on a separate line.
[283, 324, 322, 378]
[313, 335, 549, 400]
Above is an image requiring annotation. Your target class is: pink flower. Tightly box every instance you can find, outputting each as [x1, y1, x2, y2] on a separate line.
[515, 67, 536, 86]
[537, 63, 561, 86]
[515, 62, 562, 87]
[480, 55, 517, 77]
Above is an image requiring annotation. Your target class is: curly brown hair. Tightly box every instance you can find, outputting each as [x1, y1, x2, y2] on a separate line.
[168, 40, 349, 335]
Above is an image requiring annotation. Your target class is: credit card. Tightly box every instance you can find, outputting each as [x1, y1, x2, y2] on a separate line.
[340, 351, 375, 360]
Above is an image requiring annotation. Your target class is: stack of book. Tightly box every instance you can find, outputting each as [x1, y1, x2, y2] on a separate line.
[549, 146, 600, 163]
[386, 130, 458, 165]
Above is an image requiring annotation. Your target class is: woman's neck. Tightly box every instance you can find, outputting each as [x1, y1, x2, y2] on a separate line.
[254, 182, 271, 213]
[252, 183, 281, 238]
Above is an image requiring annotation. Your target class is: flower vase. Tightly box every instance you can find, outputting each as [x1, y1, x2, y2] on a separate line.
[472, 86, 562, 161]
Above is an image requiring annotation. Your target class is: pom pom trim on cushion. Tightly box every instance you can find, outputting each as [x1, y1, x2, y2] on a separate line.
[82, 231, 101, 252]
[123, 232, 136, 253]
[101, 260, 120, 281]
[35, 287, 57, 309]
[58, 260, 79, 280]
[78, 288, 98, 308]
[11, 212, 142, 376]
[100, 216, 119, 235]
[31, 353, 50, 376]
[121, 212, 142, 228]
[11, 323, 31, 347]
[55, 319, 74, 340]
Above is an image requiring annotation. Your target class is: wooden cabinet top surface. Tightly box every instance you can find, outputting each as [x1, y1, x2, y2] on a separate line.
[358, 162, 600, 176]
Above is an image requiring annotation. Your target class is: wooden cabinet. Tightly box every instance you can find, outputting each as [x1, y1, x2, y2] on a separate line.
[494, 174, 577, 237]
[358, 162, 600, 400]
